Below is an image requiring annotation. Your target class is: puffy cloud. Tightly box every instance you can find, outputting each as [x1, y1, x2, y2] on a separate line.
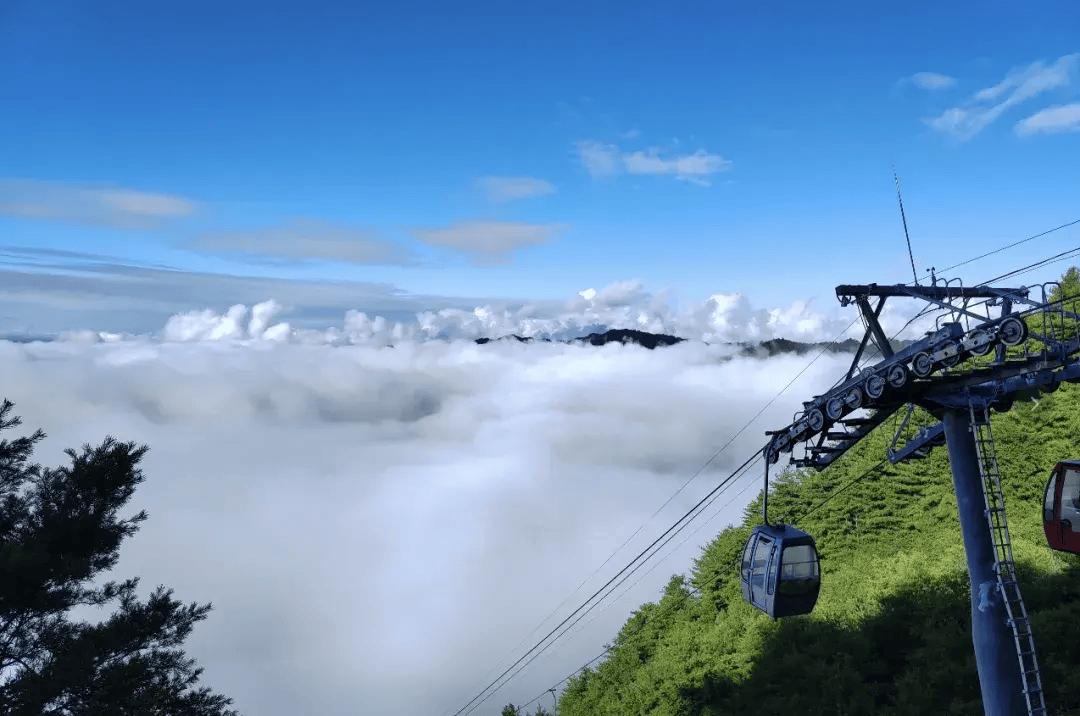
[1014, 102, 1080, 136]
[923, 52, 1079, 140]
[162, 300, 291, 342]
[0, 178, 197, 229]
[476, 176, 556, 202]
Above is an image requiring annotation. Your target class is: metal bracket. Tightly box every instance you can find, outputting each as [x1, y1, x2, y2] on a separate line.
[888, 421, 946, 463]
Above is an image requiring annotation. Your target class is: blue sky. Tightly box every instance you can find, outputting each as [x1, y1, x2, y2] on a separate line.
[2, 0, 1079, 334]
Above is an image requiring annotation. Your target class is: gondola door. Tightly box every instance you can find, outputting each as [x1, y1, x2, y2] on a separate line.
[749, 534, 773, 608]
[1044, 462, 1080, 554]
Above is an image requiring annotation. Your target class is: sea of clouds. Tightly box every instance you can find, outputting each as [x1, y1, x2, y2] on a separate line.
[0, 283, 948, 716]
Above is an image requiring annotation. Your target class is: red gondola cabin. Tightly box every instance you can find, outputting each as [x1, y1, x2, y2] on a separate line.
[1044, 460, 1080, 555]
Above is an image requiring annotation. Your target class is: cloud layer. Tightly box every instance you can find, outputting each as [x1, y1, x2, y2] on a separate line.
[0, 178, 197, 229]
[0, 310, 859, 716]
[190, 218, 418, 266]
[412, 220, 566, 266]
[476, 176, 556, 202]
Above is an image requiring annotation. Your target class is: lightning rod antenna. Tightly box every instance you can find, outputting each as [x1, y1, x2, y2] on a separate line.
[893, 167, 919, 285]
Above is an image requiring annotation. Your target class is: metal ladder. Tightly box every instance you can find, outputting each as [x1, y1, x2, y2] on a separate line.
[969, 402, 1047, 716]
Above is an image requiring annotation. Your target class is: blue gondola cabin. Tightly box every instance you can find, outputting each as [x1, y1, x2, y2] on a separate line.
[1044, 459, 1080, 555]
[740, 524, 821, 618]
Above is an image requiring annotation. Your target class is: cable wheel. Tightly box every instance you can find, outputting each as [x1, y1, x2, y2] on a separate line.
[885, 363, 908, 389]
[825, 396, 844, 421]
[864, 373, 885, 400]
[968, 329, 993, 356]
[807, 409, 824, 433]
[843, 386, 863, 410]
[939, 342, 962, 368]
[911, 352, 933, 378]
[998, 316, 1027, 347]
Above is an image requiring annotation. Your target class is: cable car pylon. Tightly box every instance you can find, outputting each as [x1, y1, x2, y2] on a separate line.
[752, 277, 1080, 716]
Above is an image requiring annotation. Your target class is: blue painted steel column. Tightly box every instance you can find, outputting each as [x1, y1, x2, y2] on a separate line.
[942, 408, 1026, 716]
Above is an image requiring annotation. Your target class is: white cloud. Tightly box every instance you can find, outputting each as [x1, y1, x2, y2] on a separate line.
[0, 178, 197, 229]
[910, 72, 957, 90]
[161, 300, 291, 342]
[476, 176, 556, 202]
[575, 140, 621, 178]
[1014, 102, 1080, 136]
[576, 141, 730, 186]
[923, 52, 1079, 140]
[412, 220, 566, 266]
[0, 307, 863, 716]
[621, 149, 731, 186]
[190, 218, 418, 266]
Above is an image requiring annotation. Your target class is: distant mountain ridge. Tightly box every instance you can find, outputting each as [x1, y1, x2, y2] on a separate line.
[474, 328, 915, 355]
[0, 333, 58, 344]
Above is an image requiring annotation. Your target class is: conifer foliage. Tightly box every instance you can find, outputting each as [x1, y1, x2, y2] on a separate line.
[0, 400, 237, 716]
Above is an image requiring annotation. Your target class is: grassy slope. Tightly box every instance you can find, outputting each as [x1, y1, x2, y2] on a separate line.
[555, 380, 1080, 716]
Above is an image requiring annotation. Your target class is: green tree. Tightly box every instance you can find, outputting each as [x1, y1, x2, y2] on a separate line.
[0, 400, 238, 715]
[1048, 265, 1080, 303]
[500, 705, 520, 716]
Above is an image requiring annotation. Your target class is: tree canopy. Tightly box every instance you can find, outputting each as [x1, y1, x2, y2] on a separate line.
[0, 399, 238, 716]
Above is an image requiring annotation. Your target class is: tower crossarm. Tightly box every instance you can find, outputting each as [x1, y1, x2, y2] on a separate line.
[763, 281, 1080, 473]
[890, 285, 1029, 325]
[835, 283, 1029, 304]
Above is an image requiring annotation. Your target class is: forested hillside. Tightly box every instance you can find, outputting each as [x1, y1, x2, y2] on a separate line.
[503, 275, 1080, 716]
